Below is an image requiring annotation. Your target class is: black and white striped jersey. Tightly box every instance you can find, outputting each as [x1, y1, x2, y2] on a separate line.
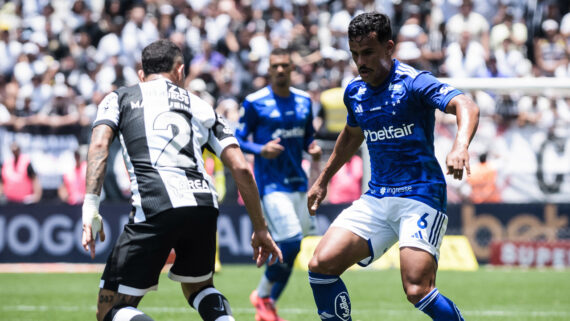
[93, 78, 238, 222]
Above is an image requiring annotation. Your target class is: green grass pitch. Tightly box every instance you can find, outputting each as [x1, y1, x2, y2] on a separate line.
[1, 265, 569, 320]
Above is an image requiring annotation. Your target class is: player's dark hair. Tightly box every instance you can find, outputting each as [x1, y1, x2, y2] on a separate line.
[270, 47, 291, 57]
[141, 39, 183, 75]
[348, 12, 392, 43]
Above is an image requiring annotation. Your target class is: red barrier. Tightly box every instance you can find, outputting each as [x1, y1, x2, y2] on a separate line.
[490, 241, 570, 267]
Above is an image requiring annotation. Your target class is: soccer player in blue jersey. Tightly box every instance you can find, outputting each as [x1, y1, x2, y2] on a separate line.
[306, 12, 479, 321]
[236, 47, 322, 321]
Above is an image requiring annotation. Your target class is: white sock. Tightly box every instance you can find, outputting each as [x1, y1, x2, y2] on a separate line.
[112, 307, 153, 321]
[256, 274, 274, 298]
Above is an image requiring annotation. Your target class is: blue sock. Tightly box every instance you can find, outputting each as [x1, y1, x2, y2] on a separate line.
[265, 237, 301, 301]
[308, 271, 351, 321]
[415, 288, 464, 321]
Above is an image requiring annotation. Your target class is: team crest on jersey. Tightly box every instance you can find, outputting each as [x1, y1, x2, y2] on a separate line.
[388, 83, 402, 92]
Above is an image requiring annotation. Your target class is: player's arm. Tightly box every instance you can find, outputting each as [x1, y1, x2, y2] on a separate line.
[220, 145, 283, 267]
[444, 94, 480, 180]
[308, 124, 364, 215]
[82, 124, 115, 258]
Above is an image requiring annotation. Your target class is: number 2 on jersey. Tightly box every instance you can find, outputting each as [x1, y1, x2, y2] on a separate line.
[153, 111, 196, 168]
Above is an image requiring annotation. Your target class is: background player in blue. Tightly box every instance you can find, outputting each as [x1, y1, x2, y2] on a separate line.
[306, 12, 479, 321]
[236, 47, 322, 321]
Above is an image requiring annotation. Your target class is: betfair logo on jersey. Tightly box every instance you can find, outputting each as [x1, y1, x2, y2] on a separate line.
[363, 123, 415, 142]
[271, 127, 305, 139]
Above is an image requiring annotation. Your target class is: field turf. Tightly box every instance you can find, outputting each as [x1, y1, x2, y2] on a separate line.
[1, 265, 569, 321]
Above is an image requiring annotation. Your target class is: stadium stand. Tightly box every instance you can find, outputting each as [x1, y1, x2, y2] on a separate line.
[0, 0, 568, 207]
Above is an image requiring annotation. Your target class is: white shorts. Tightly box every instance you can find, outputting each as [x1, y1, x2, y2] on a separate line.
[262, 191, 318, 242]
[330, 194, 448, 266]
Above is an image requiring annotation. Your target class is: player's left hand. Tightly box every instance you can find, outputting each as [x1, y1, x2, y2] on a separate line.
[251, 229, 283, 268]
[446, 146, 471, 180]
[82, 194, 106, 259]
[308, 141, 322, 161]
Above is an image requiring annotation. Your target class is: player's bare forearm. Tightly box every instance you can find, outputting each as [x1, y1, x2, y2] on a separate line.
[444, 94, 480, 179]
[221, 145, 267, 231]
[316, 125, 364, 186]
[86, 125, 115, 195]
[446, 95, 479, 151]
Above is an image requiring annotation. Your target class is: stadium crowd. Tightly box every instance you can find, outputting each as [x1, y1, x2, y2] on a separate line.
[0, 0, 569, 205]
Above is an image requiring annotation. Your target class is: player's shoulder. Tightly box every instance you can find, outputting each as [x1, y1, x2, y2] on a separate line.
[289, 86, 311, 99]
[189, 91, 216, 125]
[244, 86, 271, 104]
[394, 61, 423, 80]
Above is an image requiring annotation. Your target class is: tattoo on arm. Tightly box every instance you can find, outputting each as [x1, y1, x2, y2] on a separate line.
[86, 125, 115, 195]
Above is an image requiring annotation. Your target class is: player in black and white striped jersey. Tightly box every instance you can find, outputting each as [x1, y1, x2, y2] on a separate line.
[81, 39, 282, 321]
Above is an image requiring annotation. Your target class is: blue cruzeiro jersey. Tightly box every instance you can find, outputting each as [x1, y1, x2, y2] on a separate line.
[345, 59, 462, 211]
[236, 85, 315, 197]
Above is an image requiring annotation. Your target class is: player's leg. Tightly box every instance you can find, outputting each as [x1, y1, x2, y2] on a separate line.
[97, 209, 178, 321]
[308, 226, 370, 321]
[96, 289, 150, 321]
[400, 248, 464, 320]
[250, 192, 303, 320]
[170, 206, 235, 321]
[308, 195, 395, 321]
[396, 199, 464, 320]
[266, 192, 316, 301]
[181, 279, 234, 321]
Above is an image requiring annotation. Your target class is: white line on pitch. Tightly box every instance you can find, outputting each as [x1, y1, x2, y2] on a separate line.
[2, 305, 569, 317]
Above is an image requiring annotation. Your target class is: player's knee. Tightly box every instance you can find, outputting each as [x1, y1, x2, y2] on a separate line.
[308, 252, 336, 275]
[404, 284, 432, 305]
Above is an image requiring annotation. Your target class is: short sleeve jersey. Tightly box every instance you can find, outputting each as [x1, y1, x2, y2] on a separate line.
[93, 78, 238, 222]
[236, 86, 315, 197]
[344, 59, 462, 211]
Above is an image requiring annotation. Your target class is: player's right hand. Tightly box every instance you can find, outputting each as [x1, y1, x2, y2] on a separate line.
[251, 229, 283, 268]
[82, 194, 106, 259]
[307, 183, 327, 216]
[260, 138, 284, 159]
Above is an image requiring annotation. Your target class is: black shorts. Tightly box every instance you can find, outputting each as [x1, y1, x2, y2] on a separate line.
[100, 206, 218, 296]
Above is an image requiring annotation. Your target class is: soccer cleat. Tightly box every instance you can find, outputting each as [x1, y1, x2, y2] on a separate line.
[249, 290, 288, 321]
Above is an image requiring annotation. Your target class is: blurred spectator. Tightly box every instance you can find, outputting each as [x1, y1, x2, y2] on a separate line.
[58, 147, 86, 205]
[1, 142, 42, 204]
[534, 19, 568, 77]
[465, 153, 501, 204]
[490, 6, 528, 53]
[120, 3, 159, 67]
[327, 154, 363, 204]
[395, 14, 428, 70]
[493, 37, 531, 78]
[328, 0, 363, 52]
[446, 0, 490, 60]
[0, 28, 21, 79]
[444, 31, 488, 78]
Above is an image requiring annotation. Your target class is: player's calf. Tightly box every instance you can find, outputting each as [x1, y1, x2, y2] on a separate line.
[189, 285, 235, 321]
[415, 288, 465, 321]
[308, 271, 352, 321]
